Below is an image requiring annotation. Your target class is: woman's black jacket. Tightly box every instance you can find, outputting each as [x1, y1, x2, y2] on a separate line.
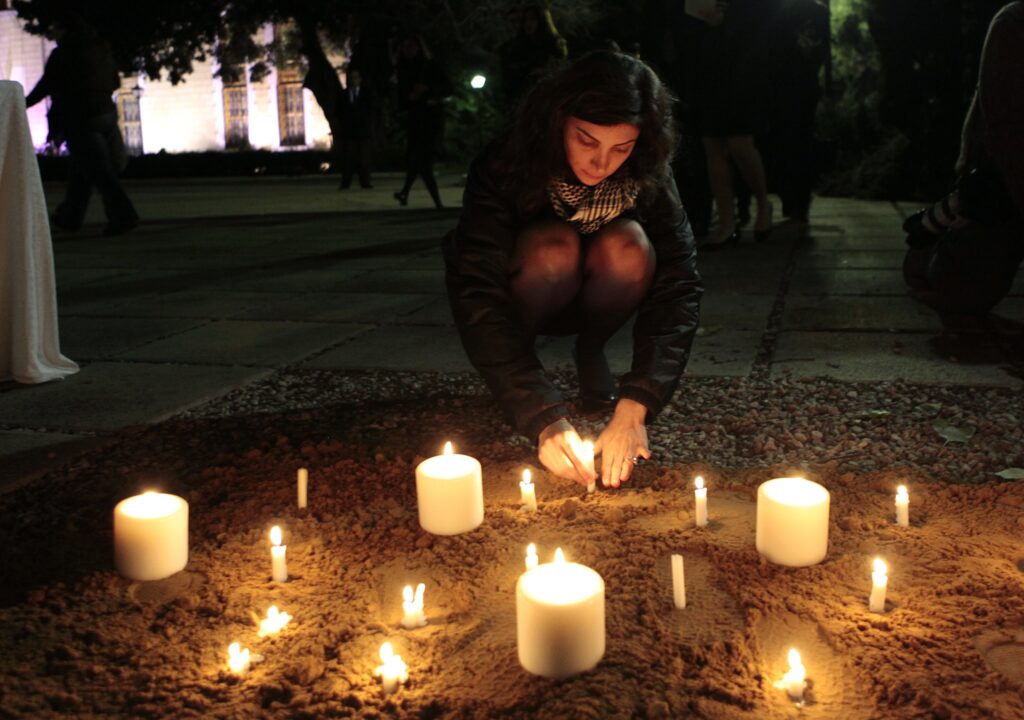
[443, 148, 703, 442]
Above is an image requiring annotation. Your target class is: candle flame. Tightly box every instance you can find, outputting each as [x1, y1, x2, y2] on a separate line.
[380, 641, 394, 662]
[443, 441, 453, 456]
[403, 585, 413, 603]
[527, 543, 537, 557]
[788, 648, 802, 670]
[228, 642, 251, 673]
[270, 525, 282, 546]
[695, 476, 705, 490]
[522, 468, 532, 486]
[258, 605, 292, 637]
[873, 557, 887, 575]
[896, 485, 908, 498]
[553, 547, 566, 564]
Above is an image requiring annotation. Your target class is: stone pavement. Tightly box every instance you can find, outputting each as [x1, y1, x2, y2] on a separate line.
[1, 171, 1022, 480]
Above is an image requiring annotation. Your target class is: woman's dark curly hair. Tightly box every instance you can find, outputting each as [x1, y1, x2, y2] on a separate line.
[498, 51, 677, 213]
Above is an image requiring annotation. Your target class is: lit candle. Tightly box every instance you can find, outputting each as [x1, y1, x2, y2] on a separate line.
[895, 485, 909, 527]
[755, 477, 830, 567]
[774, 648, 807, 702]
[572, 439, 596, 492]
[516, 547, 605, 679]
[297, 468, 308, 509]
[694, 476, 708, 528]
[375, 642, 408, 693]
[520, 469, 538, 512]
[270, 526, 288, 583]
[401, 583, 427, 629]
[670, 554, 686, 609]
[869, 557, 888, 613]
[113, 491, 189, 581]
[228, 642, 251, 675]
[415, 442, 484, 535]
[525, 542, 538, 570]
[258, 605, 292, 637]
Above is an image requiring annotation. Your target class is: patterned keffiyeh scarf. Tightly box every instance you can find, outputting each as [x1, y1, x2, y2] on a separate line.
[548, 176, 641, 235]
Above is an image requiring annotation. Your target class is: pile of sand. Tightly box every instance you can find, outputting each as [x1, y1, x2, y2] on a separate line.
[1, 398, 1022, 719]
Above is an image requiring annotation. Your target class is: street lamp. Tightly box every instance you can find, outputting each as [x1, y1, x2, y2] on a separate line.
[470, 74, 486, 90]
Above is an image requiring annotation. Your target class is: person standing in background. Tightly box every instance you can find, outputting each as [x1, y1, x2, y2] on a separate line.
[25, 10, 138, 236]
[338, 68, 375, 189]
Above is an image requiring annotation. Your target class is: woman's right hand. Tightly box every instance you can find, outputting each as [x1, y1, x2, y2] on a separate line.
[538, 419, 598, 487]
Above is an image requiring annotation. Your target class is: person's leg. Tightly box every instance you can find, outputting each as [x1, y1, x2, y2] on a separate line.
[576, 218, 656, 402]
[339, 137, 355, 188]
[509, 220, 583, 335]
[357, 138, 372, 188]
[395, 122, 419, 204]
[726, 134, 772, 238]
[420, 133, 443, 209]
[54, 141, 93, 231]
[78, 115, 138, 233]
[702, 136, 737, 245]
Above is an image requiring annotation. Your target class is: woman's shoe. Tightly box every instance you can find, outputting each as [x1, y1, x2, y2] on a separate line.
[754, 201, 774, 242]
[393, 191, 408, 207]
[699, 227, 740, 251]
[573, 346, 617, 412]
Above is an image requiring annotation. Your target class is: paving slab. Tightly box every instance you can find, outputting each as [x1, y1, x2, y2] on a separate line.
[232, 292, 435, 323]
[789, 268, 908, 296]
[89, 289, 296, 319]
[794, 249, 906, 270]
[771, 331, 1022, 386]
[699, 294, 774, 331]
[341, 269, 447, 295]
[224, 267, 369, 293]
[0, 430, 89, 456]
[58, 316, 207, 360]
[0, 363, 272, 431]
[782, 296, 943, 332]
[397, 297, 456, 326]
[54, 267, 133, 288]
[118, 320, 369, 366]
[303, 324, 473, 371]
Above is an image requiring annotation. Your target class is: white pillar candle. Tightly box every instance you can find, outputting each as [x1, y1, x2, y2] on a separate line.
[895, 485, 909, 527]
[113, 492, 189, 581]
[258, 605, 292, 637]
[755, 477, 830, 567]
[525, 543, 539, 570]
[694, 476, 708, 528]
[520, 469, 538, 512]
[270, 525, 288, 583]
[869, 557, 888, 613]
[228, 642, 251, 675]
[401, 583, 427, 628]
[516, 548, 605, 679]
[670, 554, 686, 609]
[375, 642, 408, 693]
[297, 468, 308, 509]
[415, 442, 484, 535]
[774, 648, 806, 702]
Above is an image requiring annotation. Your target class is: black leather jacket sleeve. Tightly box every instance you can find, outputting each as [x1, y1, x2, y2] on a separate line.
[618, 178, 703, 416]
[444, 153, 703, 441]
[444, 155, 572, 442]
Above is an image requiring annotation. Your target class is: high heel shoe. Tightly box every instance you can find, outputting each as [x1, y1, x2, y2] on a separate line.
[699, 227, 740, 251]
[393, 190, 408, 207]
[754, 201, 774, 242]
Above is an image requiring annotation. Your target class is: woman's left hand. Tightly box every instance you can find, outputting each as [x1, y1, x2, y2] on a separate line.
[594, 399, 652, 488]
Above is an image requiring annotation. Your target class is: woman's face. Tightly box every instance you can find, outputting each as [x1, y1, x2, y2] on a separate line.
[562, 116, 640, 186]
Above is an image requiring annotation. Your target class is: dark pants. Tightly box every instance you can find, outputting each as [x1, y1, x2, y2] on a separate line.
[55, 112, 138, 231]
[399, 111, 442, 208]
[903, 218, 1024, 315]
[340, 135, 372, 188]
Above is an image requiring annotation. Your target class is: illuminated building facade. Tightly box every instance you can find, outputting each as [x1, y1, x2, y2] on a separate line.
[0, 8, 340, 154]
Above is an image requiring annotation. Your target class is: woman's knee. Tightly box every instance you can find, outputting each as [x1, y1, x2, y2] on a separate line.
[587, 219, 654, 284]
[514, 221, 582, 282]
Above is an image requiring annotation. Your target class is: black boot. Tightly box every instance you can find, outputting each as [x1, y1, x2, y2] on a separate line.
[573, 342, 617, 412]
